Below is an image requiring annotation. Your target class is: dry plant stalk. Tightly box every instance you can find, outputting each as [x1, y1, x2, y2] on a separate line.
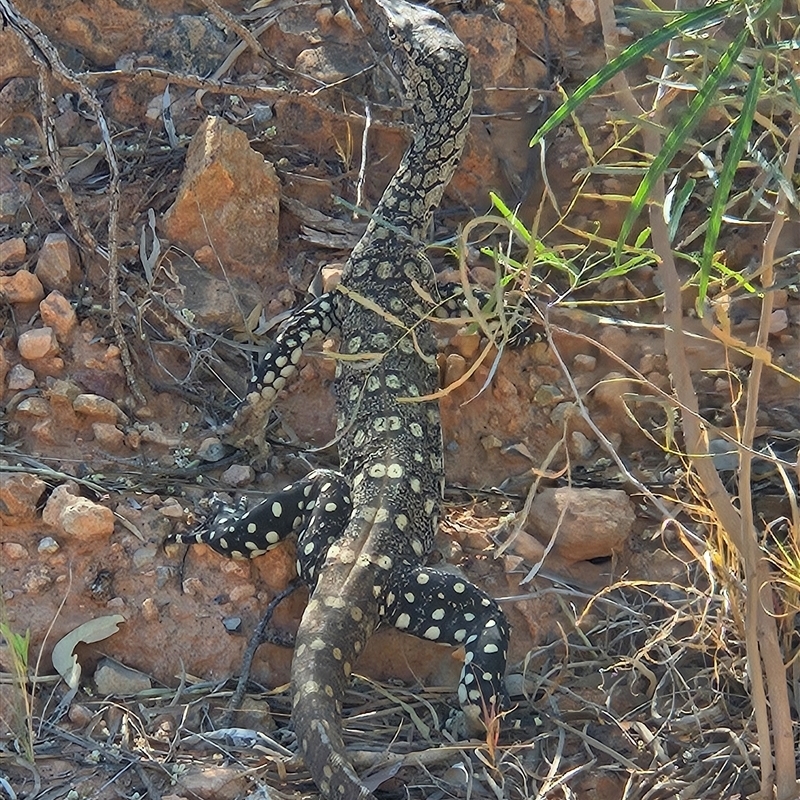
[0, 0, 145, 405]
[596, 0, 799, 797]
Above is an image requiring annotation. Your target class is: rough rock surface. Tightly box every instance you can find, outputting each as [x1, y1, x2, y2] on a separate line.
[162, 116, 281, 283]
[34, 233, 81, 294]
[527, 487, 636, 563]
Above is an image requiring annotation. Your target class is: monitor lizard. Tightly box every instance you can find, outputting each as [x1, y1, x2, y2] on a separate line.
[170, 1, 511, 796]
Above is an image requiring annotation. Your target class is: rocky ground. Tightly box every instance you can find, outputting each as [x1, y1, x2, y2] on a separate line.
[1, 0, 799, 799]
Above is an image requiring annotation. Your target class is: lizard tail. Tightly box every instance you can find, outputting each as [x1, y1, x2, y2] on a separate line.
[292, 589, 380, 800]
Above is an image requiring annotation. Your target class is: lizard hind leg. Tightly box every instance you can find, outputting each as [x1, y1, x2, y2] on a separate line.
[168, 468, 345, 561]
[383, 564, 510, 732]
[295, 471, 352, 586]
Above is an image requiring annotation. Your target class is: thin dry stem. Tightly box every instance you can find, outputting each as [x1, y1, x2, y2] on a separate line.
[0, 0, 146, 405]
[594, 0, 798, 795]
[737, 112, 800, 800]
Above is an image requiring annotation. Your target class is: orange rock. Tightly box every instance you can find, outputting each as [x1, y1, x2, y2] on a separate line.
[451, 14, 517, 84]
[40, 291, 78, 342]
[0, 270, 44, 304]
[18, 326, 59, 360]
[162, 116, 280, 283]
[34, 233, 81, 294]
[42, 484, 115, 540]
[73, 393, 127, 423]
[527, 487, 634, 563]
[92, 421, 126, 452]
[0, 472, 46, 521]
[0, 237, 26, 266]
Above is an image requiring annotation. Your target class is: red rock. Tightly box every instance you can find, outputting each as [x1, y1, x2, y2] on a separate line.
[73, 393, 126, 423]
[0, 237, 26, 266]
[41, 483, 79, 528]
[43, 483, 115, 540]
[567, 0, 597, 24]
[221, 464, 254, 487]
[0, 270, 44, 304]
[527, 487, 634, 563]
[0, 29, 34, 84]
[2, 542, 29, 559]
[21, 0, 147, 67]
[162, 116, 280, 281]
[40, 291, 78, 341]
[92, 422, 126, 451]
[451, 14, 517, 84]
[35, 233, 81, 294]
[17, 327, 59, 360]
[58, 497, 115, 539]
[572, 353, 597, 372]
[450, 332, 480, 360]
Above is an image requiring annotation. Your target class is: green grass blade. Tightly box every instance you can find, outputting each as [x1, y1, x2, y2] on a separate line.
[615, 26, 749, 261]
[697, 60, 763, 313]
[529, 1, 736, 147]
[634, 226, 651, 248]
[489, 192, 532, 243]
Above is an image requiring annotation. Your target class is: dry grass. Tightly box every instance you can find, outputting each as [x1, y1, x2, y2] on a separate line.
[1, 554, 770, 799]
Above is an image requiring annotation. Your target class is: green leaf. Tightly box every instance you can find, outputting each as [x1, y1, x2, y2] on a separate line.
[529, 1, 736, 148]
[615, 26, 750, 261]
[697, 60, 763, 314]
[0, 623, 30, 670]
[634, 226, 652, 248]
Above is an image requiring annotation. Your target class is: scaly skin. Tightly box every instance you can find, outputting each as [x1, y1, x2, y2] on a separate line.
[172, 2, 510, 798]
[289, 4, 498, 797]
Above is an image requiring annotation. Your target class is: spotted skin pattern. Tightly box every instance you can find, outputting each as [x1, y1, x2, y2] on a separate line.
[172, 2, 511, 797]
[183, 469, 351, 584]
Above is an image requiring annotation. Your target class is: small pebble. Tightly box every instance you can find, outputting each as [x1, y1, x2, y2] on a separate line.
[0, 270, 44, 303]
[0, 237, 26, 266]
[141, 597, 159, 622]
[18, 327, 58, 360]
[3, 542, 28, 560]
[7, 363, 36, 390]
[221, 464, 255, 487]
[38, 537, 60, 554]
[197, 437, 226, 462]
